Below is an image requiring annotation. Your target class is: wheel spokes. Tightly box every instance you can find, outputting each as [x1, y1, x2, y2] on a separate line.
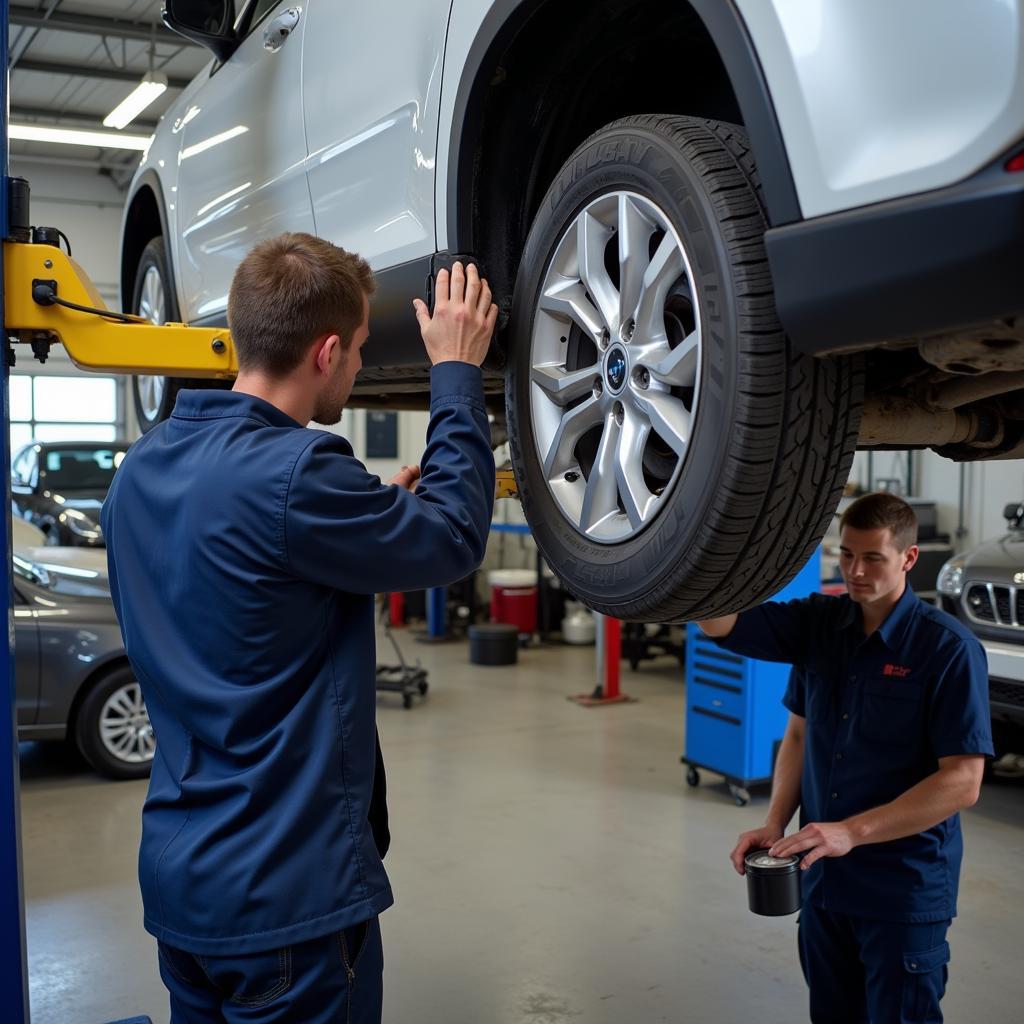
[648, 330, 699, 388]
[99, 683, 153, 763]
[532, 363, 599, 406]
[539, 278, 605, 344]
[580, 414, 622, 534]
[617, 194, 655, 332]
[577, 211, 619, 333]
[635, 389, 692, 457]
[634, 234, 685, 343]
[615, 406, 655, 529]
[529, 191, 701, 544]
[542, 395, 603, 479]
[138, 267, 165, 325]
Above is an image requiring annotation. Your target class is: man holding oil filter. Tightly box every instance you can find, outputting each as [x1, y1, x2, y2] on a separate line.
[698, 492, 991, 1023]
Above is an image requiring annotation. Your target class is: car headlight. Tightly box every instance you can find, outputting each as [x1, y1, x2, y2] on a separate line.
[937, 558, 966, 596]
[60, 508, 102, 541]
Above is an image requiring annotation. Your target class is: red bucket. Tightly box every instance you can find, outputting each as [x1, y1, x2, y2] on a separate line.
[488, 569, 538, 636]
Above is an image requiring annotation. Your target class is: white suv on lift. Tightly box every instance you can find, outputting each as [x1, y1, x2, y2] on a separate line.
[120, 0, 1024, 622]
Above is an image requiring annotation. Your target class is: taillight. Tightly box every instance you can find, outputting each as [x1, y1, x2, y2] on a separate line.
[1006, 151, 1024, 172]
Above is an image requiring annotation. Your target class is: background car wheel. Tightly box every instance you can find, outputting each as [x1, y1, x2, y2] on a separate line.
[74, 665, 154, 780]
[130, 237, 228, 433]
[506, 115, 863, 622]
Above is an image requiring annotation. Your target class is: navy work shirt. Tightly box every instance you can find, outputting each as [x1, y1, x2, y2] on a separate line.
[717, 585, 992, 922]
[101, 362, 494, 953]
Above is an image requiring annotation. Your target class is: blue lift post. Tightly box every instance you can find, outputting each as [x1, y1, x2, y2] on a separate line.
[1, 0, 32, 1014]
[1, 8, 152, 1018]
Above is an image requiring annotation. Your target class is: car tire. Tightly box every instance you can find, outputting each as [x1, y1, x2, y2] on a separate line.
[506, 115, 863, 622]
[130, 237, 228, 433]
[74, 665, 154, 780]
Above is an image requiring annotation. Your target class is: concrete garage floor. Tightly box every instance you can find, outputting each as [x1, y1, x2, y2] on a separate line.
[19, 631, 1024, 1024]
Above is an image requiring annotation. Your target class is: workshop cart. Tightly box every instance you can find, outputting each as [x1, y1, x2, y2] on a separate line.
[681, 549, 820, 805]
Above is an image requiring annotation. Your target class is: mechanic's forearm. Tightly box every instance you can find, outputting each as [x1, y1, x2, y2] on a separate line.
[764, 728, 804, 833]
[696, 613, 738, 637]
[845, 766, 979, 847]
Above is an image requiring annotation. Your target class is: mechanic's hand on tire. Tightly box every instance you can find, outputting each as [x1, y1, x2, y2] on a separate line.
[413, 261, 498, 367]
[730, 825, 784, 875]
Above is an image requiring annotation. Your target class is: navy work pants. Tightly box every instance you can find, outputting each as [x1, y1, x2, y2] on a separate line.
[157, 916, 382, 1023]
[798, 903, 950, 1023]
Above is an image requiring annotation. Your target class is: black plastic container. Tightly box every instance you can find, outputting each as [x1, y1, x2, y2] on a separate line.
[468, 624, 518, 666]
[745, 849, 801, 916]
[7, 177, 30, 242]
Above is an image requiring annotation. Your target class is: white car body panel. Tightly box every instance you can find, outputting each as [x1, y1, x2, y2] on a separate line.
[120, 90, 192, 312]
[302, 0, 449, 269]
[130, 0, 1024, 311]
[733, 0, 1024, 219]
[173, 6, 314, 322]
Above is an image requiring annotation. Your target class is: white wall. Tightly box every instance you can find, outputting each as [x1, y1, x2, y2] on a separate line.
[7, 161, 130, 431]
[9, 161, 125, 308]
[848, 445, 1024, 555]
[316, 409, 432, 481]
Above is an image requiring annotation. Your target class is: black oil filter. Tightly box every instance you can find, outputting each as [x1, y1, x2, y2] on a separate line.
[745, 849, 801, 916]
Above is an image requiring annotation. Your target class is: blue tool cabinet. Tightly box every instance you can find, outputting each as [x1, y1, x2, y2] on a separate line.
[682, 549, 821, 805]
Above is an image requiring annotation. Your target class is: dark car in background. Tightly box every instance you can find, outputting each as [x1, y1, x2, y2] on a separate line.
[14, 553, 152, 780]
[937, 505, 1024, 735]
[11, 440, 130, 547]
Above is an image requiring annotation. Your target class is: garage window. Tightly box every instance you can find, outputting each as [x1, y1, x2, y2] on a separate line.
[10, 375, 118, 451]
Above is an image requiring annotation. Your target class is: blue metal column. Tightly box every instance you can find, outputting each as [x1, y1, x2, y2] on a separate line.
[426, 587, 446, 639]
[0, 1, 32, 1018]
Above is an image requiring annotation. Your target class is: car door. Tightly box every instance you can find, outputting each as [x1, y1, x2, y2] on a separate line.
[301, 0, 450, 270]
[12, 587, 40, 727]
[174, 0, 315, 323]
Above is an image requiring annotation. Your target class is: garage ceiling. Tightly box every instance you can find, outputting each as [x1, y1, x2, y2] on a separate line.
[9, 1, 209, 186]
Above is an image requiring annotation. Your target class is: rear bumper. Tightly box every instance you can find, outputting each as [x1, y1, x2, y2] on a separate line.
[765, 150, 1024, 356]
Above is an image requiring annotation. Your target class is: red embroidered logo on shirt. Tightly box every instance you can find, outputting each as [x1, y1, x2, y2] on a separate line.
[882, 664, 912, 678]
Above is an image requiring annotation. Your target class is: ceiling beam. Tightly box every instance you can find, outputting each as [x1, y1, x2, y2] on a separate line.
[11, 105, 158, 134]
[9, 5, 196, 45]
[15, 58, 190, 90]
[10, 150, 139, 178]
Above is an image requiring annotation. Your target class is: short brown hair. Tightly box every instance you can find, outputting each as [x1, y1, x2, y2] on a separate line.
[228, 232, 375, 375]
[840, 492, 918, 550]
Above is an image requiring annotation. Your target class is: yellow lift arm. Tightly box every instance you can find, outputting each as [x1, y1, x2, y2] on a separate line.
[3, 241, 235, 378]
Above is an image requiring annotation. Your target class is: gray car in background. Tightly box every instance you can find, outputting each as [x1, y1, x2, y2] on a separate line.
[937, 506, 1024, 735]
[13, 554, 152, 780]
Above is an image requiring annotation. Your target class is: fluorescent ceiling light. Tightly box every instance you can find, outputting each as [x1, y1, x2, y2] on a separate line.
[9, 123, 152, 151]
[103, 72, 169, 130]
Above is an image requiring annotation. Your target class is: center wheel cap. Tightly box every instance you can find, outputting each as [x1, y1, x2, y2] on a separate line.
[605, 346, 628, 393]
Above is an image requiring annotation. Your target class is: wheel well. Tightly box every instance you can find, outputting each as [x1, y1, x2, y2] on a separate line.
[66, 656, 132, 742]
[120, 185, 164, 314]
[458, 0, 742, 326]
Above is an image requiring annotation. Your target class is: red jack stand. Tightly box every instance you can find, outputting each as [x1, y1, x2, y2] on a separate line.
[569, 614, 636, 707]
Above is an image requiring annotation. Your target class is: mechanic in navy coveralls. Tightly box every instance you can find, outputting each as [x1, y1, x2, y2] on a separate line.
[698, 493, 992, 1024]
[102, 234, 498, 1023]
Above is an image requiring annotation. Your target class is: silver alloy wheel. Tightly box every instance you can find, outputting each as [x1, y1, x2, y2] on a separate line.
[136, 264, 167, 422]
[529, 192, 701, 543]
[98, 681, 155, 764]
